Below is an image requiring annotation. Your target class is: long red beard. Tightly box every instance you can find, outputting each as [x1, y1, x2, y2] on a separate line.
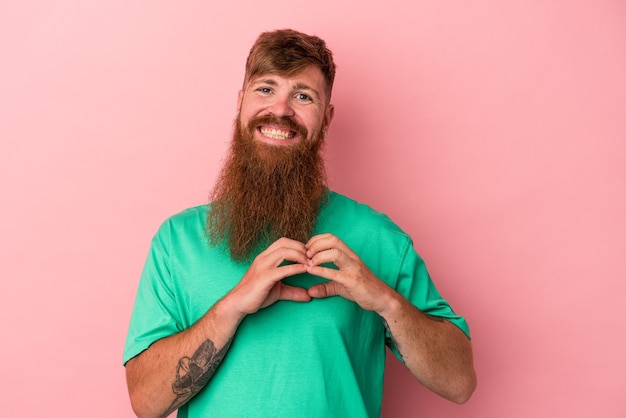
[207, 115, 327, 261]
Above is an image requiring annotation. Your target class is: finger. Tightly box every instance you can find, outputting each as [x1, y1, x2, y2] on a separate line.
[308, 247, 341, 267]
[267, 236, 308, 252]
[259, 238, 307, 264]
[260, 246, 309, 270]
[306, 264, 347, 285]
[308, 247, 357, 274]
[277, 283, 312, 302]
[273, 262, 309, 281]
[305, 233, 337, 251]
[307, 282, 341, 298]
[305, 233, 333, 248]
[306, 234, 347, 258]
[306, 235, 353, 261]
[250, 261, 308, 290]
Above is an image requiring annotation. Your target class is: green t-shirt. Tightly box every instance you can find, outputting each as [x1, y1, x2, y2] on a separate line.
[124, 191, 469, 417]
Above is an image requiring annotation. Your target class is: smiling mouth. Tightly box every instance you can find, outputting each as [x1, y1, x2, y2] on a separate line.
[259, 126, 297, 140]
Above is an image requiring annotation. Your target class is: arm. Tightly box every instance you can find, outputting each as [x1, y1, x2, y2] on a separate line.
[126, 238, 312, 418]
[305, 234, 477, 404]
[378, 295, 476, 403]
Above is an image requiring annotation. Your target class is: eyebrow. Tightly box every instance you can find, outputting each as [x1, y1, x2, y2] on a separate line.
[293, 82, 321, 100]
[251, 78, 279, 87]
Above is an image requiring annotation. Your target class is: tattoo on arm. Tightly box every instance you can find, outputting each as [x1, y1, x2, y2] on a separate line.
[161, 338, 233, 417]
[381, 313, 445, 364]
[381, 317, 405, 363]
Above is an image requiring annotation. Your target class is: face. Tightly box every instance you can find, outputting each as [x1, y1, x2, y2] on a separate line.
[237, 65, 334, 147]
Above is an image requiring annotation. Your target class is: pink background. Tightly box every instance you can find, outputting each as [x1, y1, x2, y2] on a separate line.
[2, 1, 625, 417]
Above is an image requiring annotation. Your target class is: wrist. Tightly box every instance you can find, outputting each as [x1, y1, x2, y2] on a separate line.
[375, 288, 404, 319]
[213, 294, 248, 326]
[199, 296, 246, 347]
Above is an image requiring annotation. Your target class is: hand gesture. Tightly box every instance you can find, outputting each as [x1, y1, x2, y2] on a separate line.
[226, 237, 311, 317]
[305, 234, 393, 313]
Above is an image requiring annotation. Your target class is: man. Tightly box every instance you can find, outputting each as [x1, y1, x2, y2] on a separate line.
[124, 29, 476, 418]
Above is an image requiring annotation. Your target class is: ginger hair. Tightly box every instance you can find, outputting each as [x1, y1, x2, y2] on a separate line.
[244, 29, 336, 101]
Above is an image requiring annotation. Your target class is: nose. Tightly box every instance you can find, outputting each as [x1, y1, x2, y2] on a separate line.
[268, 94, 295, 117]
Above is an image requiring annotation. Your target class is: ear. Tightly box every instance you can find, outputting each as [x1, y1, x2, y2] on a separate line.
[236, 90, 244, 113]
[323, 103, 335, 131]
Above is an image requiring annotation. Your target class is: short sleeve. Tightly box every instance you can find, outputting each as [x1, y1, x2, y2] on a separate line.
[123, 222, 183, 365]
[386, 241, 470, 360]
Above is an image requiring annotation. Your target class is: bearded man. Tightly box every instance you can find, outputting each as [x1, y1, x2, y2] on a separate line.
[124, 29, 476, 418]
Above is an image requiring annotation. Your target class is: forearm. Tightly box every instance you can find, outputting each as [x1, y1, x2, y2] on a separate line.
[125, 297, 244, 418]
[379, 292, 476, 404]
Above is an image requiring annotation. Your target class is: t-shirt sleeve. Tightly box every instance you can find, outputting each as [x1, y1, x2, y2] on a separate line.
[123, 222, 183, 365]
[385, 239, 470, 360]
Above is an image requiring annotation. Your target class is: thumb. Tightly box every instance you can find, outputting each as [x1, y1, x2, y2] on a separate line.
[277, 283, 312, 302]
[308, 282, 343, 299]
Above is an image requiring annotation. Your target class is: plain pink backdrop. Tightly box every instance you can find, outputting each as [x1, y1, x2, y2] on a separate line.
[1, 1, 625, 417]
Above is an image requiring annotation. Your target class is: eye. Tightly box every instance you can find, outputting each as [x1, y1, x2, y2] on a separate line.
[295, 92, 312, 102]
[256, 87, 272, 94]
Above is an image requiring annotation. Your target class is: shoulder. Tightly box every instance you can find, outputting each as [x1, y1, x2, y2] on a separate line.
[322, 191, 404, 233]
[152, 205, 209, 243]
[167, 204, 209, 223]
[320, 191, 410, 249]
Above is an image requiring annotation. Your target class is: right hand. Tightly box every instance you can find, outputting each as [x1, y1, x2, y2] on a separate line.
[225, 237, 312, 317]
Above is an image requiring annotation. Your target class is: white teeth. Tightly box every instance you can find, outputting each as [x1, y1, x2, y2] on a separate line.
[260, 127, 295, 140]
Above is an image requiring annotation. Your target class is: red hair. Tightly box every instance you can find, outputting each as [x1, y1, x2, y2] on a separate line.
[244, 29, 336, 100]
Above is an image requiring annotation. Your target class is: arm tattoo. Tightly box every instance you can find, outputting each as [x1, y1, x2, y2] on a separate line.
[381, 317, 405, 363]
[381, 314, 445, 364]
[161, 338, 233, 417]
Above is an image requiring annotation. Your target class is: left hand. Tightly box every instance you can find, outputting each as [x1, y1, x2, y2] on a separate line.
[305, 233, 393, 313]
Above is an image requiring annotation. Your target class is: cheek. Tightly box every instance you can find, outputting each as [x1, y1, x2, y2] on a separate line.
[304, 114, 326, 133]
[238, 104, 252, 120]
[239, 97, 262, 118]
[238, 109, 258, 130]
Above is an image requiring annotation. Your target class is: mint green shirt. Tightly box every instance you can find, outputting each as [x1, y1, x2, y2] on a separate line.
[124, 191, 469, 417]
